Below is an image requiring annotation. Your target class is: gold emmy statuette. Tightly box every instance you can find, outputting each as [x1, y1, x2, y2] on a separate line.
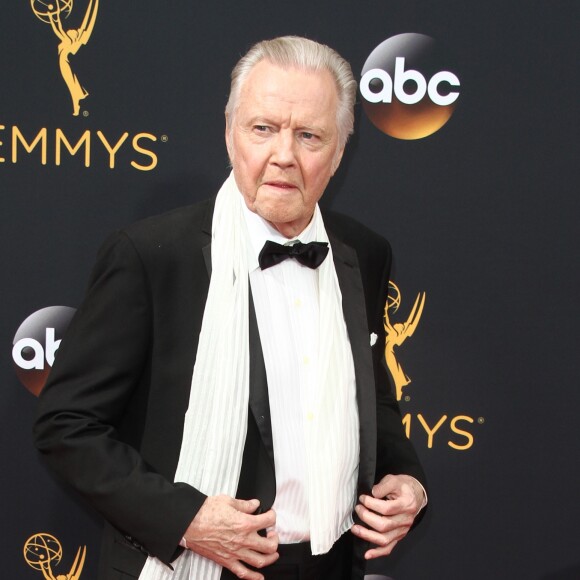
[384, 282, 426, 401]
[31, 0, 99, 115]
[24, 533, 86, 580]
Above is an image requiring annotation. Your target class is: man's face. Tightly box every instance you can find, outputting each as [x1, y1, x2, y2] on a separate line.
[226, 60, 344, 238]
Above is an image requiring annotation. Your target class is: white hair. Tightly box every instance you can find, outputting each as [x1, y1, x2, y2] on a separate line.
[225, 36, 357, 149]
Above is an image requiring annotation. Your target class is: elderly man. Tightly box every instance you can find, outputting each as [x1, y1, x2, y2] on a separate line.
[34, 36, 427, 580]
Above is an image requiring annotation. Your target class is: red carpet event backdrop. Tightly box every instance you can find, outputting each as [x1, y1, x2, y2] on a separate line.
[2, 1, 578, 578]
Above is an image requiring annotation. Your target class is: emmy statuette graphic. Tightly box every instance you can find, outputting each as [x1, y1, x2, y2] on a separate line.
[24, 533, 86, 580]
[384, 282, 426, 400]
[30, 0, 99, 115]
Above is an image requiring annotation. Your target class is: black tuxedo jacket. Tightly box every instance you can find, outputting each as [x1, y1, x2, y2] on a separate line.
[34, 198, 426, 580]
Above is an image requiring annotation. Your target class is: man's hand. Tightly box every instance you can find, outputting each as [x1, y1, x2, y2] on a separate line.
[351, 474, 425, 560]
[183, 495, 279, 580]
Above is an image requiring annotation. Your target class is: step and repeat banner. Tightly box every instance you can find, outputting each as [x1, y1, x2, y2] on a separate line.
[2, 1, 578, 579]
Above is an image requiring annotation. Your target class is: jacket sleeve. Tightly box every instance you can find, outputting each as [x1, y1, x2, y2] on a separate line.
[33, 231, 206, 565]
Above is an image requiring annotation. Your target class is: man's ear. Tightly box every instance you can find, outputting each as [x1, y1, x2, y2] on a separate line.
[225, 114, 234, 163]
[331, 145, 345, 175]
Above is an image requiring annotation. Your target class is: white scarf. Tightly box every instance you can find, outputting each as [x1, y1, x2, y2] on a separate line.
[139, 173, 357, 580]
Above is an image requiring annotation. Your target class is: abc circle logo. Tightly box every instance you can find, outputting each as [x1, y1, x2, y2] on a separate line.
[360, 33, 460, 139]
[12, 306, 76, 396]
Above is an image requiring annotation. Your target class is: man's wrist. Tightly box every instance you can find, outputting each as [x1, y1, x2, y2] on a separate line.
[408, 476, 428, 514]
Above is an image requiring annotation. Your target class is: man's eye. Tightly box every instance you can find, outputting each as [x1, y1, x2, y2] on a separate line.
[301, 132, 315, 140]
[254, 125, 269, 132]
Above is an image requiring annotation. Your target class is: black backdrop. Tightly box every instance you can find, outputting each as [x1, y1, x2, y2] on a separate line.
[2, 1, 579, 578]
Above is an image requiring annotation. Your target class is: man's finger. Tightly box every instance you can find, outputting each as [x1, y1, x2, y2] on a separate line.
[371, 474, 400, 498]
[242, 508, 277, 533]
[351, 522, 391, 545]
[359, 493, 414, 516]
[238, 530, 279, 554]
[372, 474, 426, 512]
[226, 546, 280, 580]
[355, 503, 412, 533]
[229, 499, 277, 530]
[364, 539, 400, 560]
[231, 497, 261, 514]
[238, 546, 280, 569]
[228, 559, 264, 580]
[351, 523, 408, 558]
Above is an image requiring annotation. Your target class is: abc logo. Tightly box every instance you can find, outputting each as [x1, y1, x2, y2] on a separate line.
[360, 33, 460, 139]
[12, 306, 76, 396]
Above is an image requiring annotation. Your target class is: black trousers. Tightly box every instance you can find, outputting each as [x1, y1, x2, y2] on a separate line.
[221, 532, 353, 580]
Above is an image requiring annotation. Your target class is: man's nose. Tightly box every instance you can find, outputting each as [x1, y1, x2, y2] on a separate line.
[270, 130, 296, 167]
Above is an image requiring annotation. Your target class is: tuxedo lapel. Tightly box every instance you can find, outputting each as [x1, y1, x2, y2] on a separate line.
[329, 231, 376, 578]
[328, 232, 377, 493]
[243, 297, 277, 510]
[247, 298, 274, 465]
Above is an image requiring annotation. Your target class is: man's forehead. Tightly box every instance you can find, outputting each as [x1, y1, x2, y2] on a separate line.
[237, 61, 338, 117]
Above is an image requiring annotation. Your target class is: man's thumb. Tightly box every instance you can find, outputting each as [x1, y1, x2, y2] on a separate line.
[233, 498, 260, 513]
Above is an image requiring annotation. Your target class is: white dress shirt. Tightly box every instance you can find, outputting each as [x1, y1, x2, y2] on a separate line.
[242, 205, 359, 544]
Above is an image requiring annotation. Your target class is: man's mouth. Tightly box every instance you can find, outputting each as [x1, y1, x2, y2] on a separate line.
[262, 180, 298, 190]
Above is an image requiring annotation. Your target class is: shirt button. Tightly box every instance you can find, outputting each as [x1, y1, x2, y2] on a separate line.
[303, 355, 310, 365]
[294, 298, 302, 307]
[306, 412, 314, 421]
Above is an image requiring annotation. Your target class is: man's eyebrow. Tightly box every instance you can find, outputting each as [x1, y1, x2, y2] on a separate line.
[245, 116, 332, 137]
[298, 124, 328, 134]
[247, 116, 279, 126]
[295, 123, 334, 141]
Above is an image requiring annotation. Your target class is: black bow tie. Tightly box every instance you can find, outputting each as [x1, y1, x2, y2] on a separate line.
[258, 240, 329, 270]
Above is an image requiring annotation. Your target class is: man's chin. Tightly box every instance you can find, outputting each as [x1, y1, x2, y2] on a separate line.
[256, 208, 310, 238]
[259, 182, 302, 201]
